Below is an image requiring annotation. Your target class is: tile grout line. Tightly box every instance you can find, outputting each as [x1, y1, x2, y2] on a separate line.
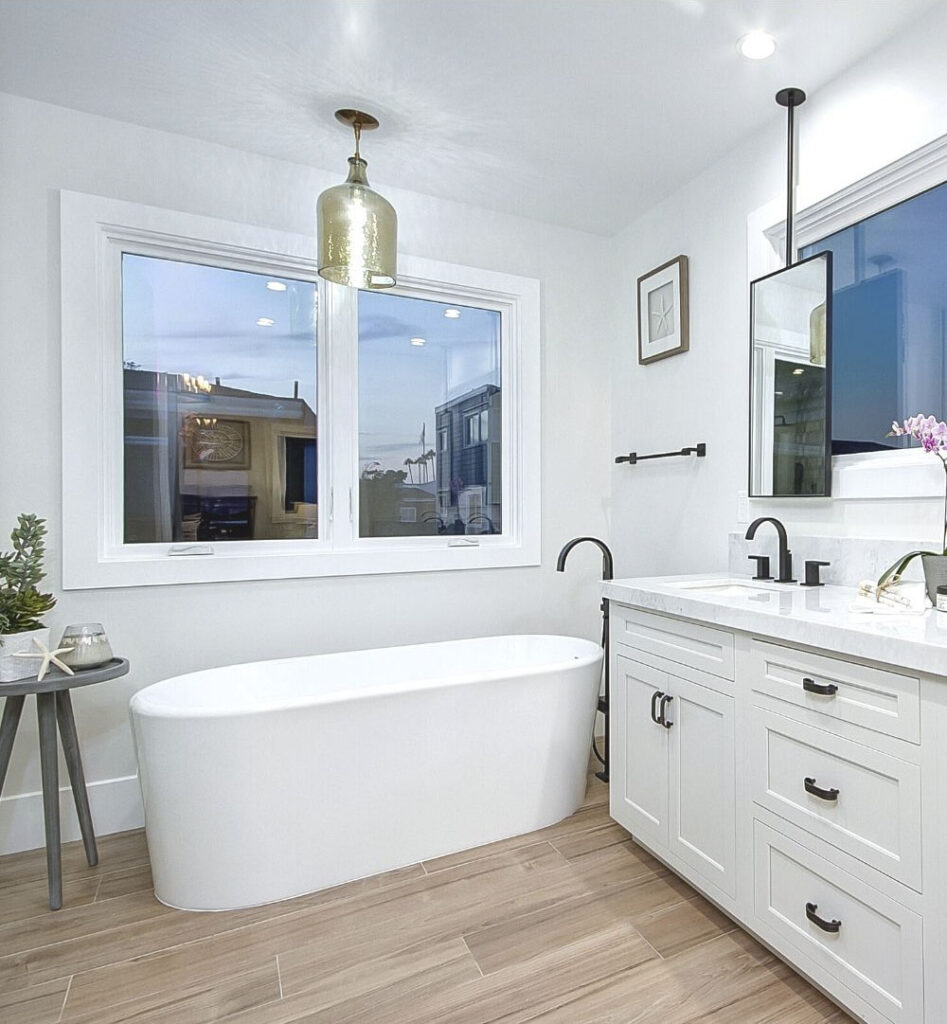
[460, 935, 484, 977]
[57, 974, 73, 1023]
[275, 954, 283, 999]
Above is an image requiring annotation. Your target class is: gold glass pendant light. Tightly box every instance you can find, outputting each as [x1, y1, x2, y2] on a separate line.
[317, 109, 397, 290]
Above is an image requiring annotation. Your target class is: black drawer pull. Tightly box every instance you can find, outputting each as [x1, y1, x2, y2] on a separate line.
[804, 777, 839, 801]
[805, 902, 841, 933]
[659, 694, 674, 729]
[802, 677, 838, 696]
[650, 690, 665, 724]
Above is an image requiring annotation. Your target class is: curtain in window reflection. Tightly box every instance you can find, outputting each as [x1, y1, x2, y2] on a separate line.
[357, 292, 502, 537]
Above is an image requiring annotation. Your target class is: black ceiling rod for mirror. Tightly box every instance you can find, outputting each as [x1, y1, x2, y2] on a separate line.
[776, 86, 806, 266]
[615, 443, 706, 466]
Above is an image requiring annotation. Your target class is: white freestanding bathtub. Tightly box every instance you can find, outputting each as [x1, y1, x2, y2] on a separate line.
[130, 634, 603, 911]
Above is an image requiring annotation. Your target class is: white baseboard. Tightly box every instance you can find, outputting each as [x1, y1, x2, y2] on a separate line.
[0, 774, 144, 856]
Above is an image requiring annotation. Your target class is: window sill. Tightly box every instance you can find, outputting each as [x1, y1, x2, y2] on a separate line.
[62, 537, 541, 590]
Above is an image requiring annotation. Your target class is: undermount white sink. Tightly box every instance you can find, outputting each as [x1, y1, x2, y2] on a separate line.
[666, 577, 781, 598]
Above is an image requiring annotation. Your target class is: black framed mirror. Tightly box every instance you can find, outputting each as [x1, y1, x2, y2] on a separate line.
[749, 251, 833, 497]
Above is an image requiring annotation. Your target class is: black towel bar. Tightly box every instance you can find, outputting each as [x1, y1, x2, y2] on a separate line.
[615, 443, 706, 466]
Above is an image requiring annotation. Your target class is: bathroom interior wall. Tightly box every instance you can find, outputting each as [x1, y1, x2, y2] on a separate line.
[0, 92, 612, 853]
[608, 1, 947, 583]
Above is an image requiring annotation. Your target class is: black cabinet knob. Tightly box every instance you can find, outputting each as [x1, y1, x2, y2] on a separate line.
[801, 560, 830, 587]
[748, 555, 772, 580]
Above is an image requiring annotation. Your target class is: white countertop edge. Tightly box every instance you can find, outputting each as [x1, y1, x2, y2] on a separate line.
[603, 573, 947, 678]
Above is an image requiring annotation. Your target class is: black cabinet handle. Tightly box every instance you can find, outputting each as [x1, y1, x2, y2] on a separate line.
[805, 902, 841, 933]
[802, 677, 838, 696]
[804, 777, 839, 802]
[650, 690, 665, 724]
[658, 694, 674, 728]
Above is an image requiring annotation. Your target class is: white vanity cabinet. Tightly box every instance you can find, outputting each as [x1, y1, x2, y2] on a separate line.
[605, 594, 947, 1024]
[610, 652, 736, 901]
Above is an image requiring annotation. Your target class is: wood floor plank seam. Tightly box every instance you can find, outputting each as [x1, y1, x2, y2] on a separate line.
[275, 954, 283, 1000]
[56, 975, 73, 1024]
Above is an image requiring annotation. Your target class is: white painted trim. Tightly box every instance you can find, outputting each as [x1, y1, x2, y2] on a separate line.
[747, 132, 947, 501]
[0, 774, 143, 856]
[61, 191, 541, 588]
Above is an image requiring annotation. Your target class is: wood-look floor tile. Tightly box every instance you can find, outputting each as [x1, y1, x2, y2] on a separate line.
[93, 864, 154, 902]
[218, 938, 480, 1024]
[682, 960, 852, 1023]
[0, 976, 70, 1024]
[1, 875, 99, 925]
[62, 957, 280, 1024]
[422, 802, 612, 875]
[462, 888, 656, 976]
[277, 842, 584, 995]
[0, 768, 855, 1024]
[634, 892, 737, 958]
[0, 830, 149, 890]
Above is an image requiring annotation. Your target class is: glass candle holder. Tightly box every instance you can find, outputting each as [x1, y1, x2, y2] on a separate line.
[58, 623, 114, 670]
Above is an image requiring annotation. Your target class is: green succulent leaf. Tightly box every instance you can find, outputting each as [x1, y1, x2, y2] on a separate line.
[0, 514, 55, 645]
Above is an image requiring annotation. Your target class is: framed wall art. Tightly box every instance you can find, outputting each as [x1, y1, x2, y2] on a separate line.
[638, 255, 689, 365]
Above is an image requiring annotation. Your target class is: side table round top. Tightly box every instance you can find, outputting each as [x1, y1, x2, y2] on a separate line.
[0, 658, 129, 696]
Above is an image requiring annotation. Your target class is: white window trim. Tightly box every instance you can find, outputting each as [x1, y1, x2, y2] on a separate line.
[747, 131, 947, 501]
[60, 191, 540, 589]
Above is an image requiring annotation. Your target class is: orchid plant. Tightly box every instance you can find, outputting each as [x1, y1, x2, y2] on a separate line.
[878, 414, 947, 588]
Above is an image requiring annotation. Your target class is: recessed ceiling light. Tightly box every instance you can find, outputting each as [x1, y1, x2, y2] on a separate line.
[410, 337, 426, 347]
[266, 281, 287, 292]
[443, 308, 461, 319]
[737, 31, 776, 60]
[257, 317, 275, 327]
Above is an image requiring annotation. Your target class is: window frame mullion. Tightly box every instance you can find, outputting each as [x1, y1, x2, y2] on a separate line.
[323, 280, 359, 550]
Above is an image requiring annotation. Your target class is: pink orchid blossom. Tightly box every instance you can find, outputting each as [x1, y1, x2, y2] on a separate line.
[888, 413, 947, 554]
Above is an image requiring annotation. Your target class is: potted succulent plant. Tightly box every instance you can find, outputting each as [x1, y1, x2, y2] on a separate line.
[0, 513, 56, 682]
[877, 416, 947, 603]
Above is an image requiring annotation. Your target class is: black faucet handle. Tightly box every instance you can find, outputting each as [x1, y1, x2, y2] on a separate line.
[747, 555, 772, 580]
[801, 560, 830, 587]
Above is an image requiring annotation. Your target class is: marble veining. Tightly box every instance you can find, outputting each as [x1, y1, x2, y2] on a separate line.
[604, 573, 947, 677]
[728, 532, 941, 589]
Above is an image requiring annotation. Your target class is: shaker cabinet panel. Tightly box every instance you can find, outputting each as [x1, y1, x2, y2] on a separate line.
[610, 655, 669, 850]
[668, 677, 736, 897]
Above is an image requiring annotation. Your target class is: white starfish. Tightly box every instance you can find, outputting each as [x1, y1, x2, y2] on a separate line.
[12, 636, 75, 682]
[650, 295, 674, 334]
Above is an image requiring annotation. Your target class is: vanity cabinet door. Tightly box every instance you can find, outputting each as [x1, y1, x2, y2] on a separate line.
[667, 675, 736, 897]
[610, 655, 670, 850]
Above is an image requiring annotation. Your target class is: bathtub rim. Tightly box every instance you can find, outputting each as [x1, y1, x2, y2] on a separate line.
[129, 633, 604, 719]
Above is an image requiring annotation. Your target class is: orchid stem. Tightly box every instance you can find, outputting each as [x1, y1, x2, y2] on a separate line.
[942, 456, 947, 555]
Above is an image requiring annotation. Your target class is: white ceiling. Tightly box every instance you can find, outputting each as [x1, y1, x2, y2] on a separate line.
[0, 0, 938, 234]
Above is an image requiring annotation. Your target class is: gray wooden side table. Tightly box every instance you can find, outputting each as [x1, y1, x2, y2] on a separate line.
[0, 657, 130, 910]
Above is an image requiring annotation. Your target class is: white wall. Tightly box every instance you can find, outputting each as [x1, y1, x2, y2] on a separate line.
[0, 92, 612, 853]
[609, 2, 947, 581]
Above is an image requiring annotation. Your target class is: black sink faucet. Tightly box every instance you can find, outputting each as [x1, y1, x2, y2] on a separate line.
[745, 517, 796, 583]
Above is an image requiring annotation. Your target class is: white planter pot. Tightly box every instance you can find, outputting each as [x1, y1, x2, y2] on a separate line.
[0, 626, 51, 682]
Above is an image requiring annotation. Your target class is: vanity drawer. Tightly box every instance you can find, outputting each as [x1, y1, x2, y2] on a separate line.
[750, 708, 921, 889]
[754, 820, 923, 1024]
[750, 639, 920, 743]
[612, 607, 734, 680]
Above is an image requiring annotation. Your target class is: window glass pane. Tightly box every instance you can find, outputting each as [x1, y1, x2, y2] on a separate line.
[122, 254, 317, 542]
[358, 293, 502, 537]
[801, 180, 947, 454]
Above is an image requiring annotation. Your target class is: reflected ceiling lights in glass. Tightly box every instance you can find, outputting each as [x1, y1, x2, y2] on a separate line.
[317, 109, 397, 291]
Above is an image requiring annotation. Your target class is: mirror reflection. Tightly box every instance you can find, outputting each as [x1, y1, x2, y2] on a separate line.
[750, 252, 832, 497]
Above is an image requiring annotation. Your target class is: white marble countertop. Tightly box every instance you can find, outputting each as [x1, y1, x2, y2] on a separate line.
[603, 573, 947, 677]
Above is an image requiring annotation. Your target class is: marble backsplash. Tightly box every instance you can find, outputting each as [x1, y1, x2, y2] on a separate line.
[728, 532, 941, 588]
